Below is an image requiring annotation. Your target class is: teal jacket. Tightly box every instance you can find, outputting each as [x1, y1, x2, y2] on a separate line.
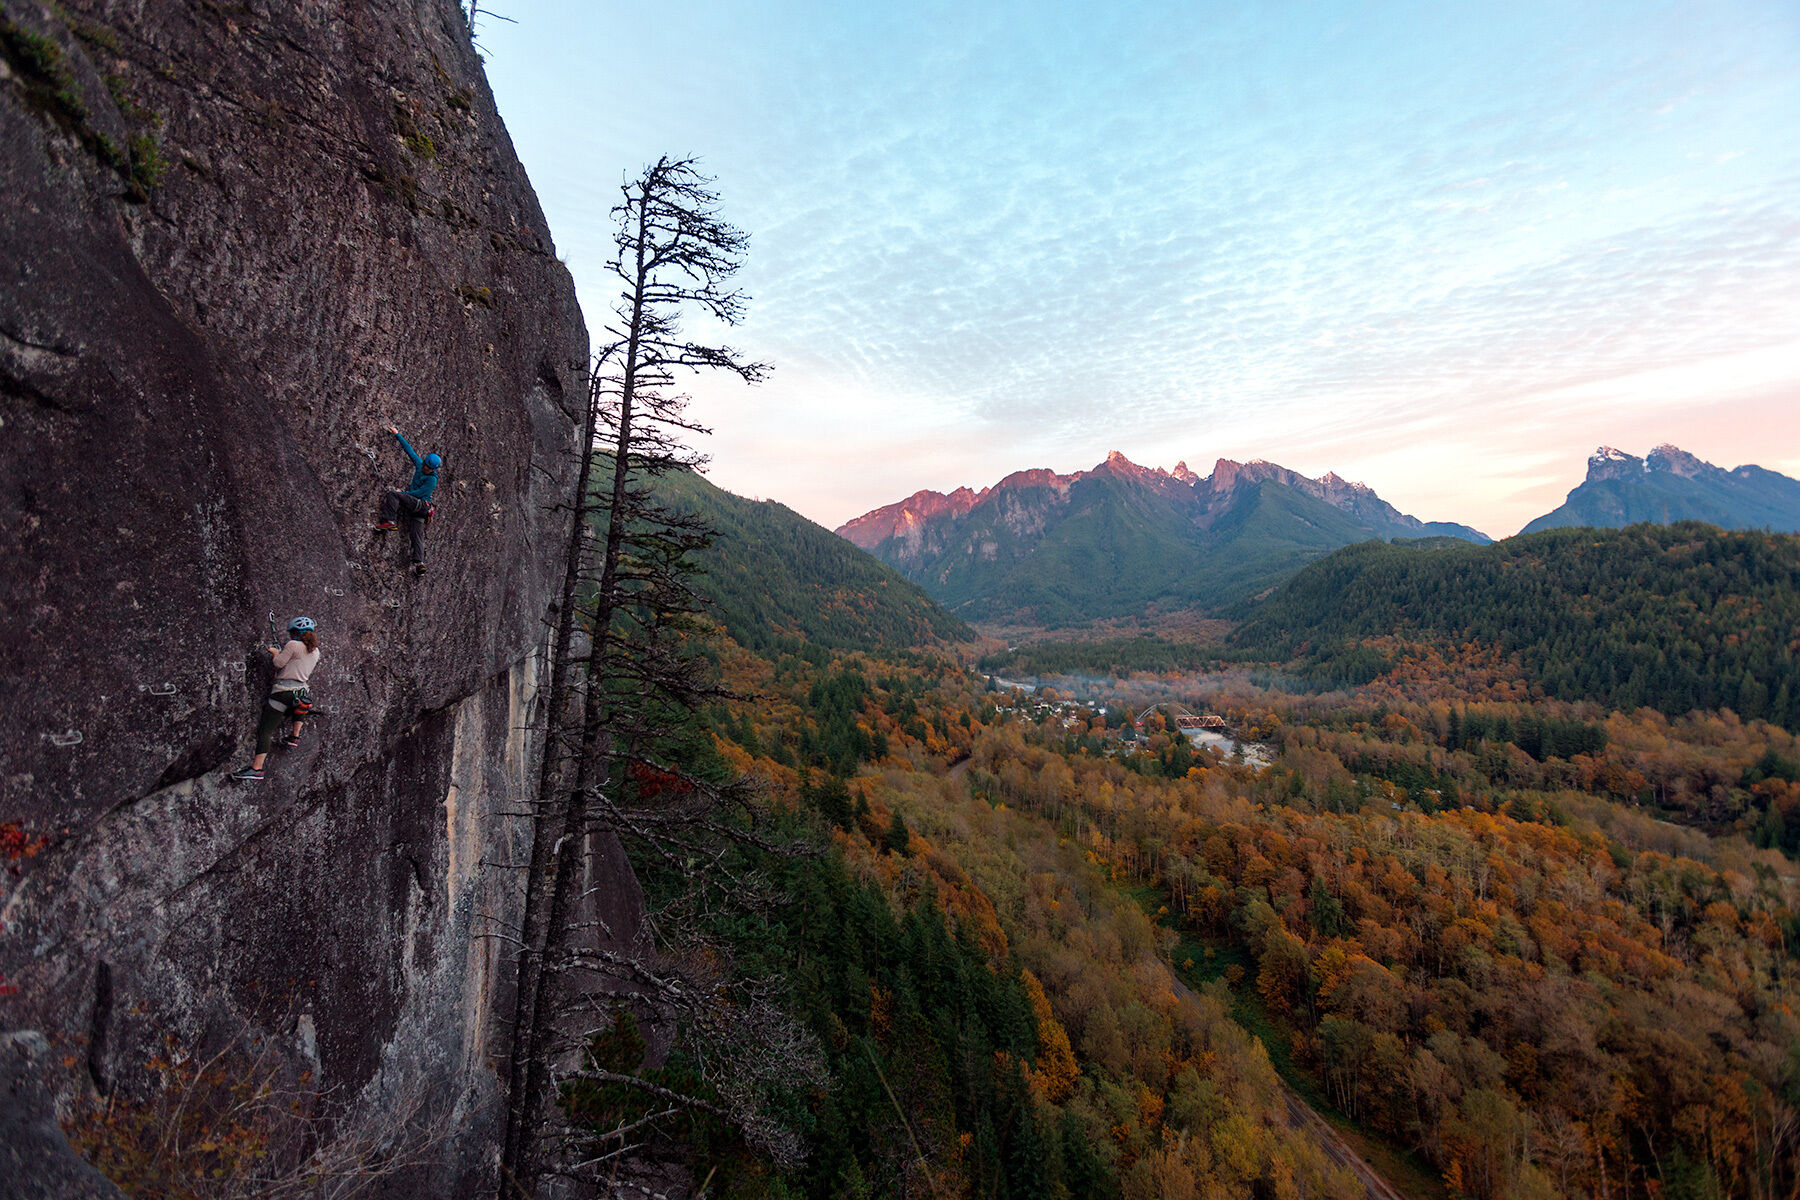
[394, 430, 438, 501]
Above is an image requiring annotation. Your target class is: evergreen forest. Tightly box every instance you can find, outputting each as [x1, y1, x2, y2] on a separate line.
[1231, 523, 1800, 725]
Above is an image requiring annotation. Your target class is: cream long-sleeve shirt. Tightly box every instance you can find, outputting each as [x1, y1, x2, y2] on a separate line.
[272, 640, 320, 689]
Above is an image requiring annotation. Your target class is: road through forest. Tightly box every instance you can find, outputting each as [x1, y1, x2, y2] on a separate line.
[1274, 1073, 1410, 1200]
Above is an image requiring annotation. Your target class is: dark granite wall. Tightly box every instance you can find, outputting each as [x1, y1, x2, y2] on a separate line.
[0, 1, 587, 1193]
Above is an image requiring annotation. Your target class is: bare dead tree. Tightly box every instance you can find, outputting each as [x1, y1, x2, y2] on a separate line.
[498, 157, 819, 1198]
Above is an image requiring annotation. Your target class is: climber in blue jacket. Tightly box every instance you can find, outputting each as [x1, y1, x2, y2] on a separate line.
[374, 424, 440, 573]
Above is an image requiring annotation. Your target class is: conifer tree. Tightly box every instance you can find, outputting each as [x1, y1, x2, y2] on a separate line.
[498, 157, 818, 1196]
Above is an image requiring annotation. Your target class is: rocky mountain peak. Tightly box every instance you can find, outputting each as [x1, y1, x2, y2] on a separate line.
[1525, 445, 1800, 535]
[835, 446, 1487, 624]
[1586, 446, 1645, 482]
[1207, 458, 1301, 494]
[1209, 457, 1248, 491]
[1646, 444, 1709, 478]
[1093, 450, 1175, 484]
[835, 485, 984, 549]
[995, 466, 1077, 492]
[1315, 470, 1374, 505]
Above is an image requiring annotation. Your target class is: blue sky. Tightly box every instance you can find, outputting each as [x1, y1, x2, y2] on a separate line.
[481, 0, 1800, 536]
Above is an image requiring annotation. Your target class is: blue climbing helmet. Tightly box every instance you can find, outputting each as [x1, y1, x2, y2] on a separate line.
[423, 452, 442, 471]
[288, 616, 317, 635]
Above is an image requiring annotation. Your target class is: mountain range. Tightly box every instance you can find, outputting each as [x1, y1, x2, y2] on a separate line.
[836, 452, 1488, 625]
[1523, 444, 1800, 534]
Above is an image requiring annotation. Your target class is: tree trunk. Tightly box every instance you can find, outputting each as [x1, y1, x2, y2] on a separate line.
[500, 369, 599, 1188]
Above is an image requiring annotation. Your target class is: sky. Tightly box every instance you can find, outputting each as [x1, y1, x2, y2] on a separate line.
[480, 0, 1800, 538]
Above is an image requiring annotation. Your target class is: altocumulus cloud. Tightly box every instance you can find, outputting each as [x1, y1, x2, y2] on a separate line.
[485, 0, 1800, 533]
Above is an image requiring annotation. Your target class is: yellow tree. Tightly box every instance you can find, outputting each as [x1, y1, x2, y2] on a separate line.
[1257, 928, 1312, 1016]
[1019, 968, 1078, 1102]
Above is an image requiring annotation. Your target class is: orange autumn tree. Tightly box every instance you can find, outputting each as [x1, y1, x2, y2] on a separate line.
[1019, 968, 1078, 1102]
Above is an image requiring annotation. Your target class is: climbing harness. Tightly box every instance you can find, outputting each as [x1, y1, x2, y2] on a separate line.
[268, 691, 314, 718]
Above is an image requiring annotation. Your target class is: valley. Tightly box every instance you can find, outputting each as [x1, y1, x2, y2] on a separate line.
[629, 467, 1800, 1199]
[673, 603, 1800, 1199]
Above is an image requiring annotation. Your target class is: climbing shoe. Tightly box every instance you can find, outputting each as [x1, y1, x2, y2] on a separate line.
[229, 766, 265, 782]
[412, 562, 426, 576]
[280, 734, 301, 749]
[373, 521, 397, 532]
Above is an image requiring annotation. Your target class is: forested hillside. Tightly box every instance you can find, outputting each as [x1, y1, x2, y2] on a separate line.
[679, 645, 1377, 1199]
[656, 469, 971, 651]
[962, 701, 1800, 1200]
[1232, 523, 1800, 727]
[676, 635, 1800, 1200]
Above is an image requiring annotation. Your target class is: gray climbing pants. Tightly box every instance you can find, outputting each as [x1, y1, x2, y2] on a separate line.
[380, 491, 429, 563]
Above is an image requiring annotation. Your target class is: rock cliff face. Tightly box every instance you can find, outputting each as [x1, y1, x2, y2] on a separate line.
[1, 1, 585, 1193]
[835, 486, 984, 557]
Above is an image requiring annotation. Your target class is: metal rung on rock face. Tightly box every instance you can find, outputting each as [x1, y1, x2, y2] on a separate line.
[383, 599, 401, 609]
[228, 661, 246, 677]
[143, 683, 177, 696]
[44, 730, 83, 747]
[325, 586, 345, 597]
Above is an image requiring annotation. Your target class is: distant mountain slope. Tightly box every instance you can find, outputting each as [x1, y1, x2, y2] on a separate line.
[655, 469, 970, 652]
[1232, 522, 1800, 726]
[1524, 445, 1800, 534]
[837, 451, 1488, 624]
